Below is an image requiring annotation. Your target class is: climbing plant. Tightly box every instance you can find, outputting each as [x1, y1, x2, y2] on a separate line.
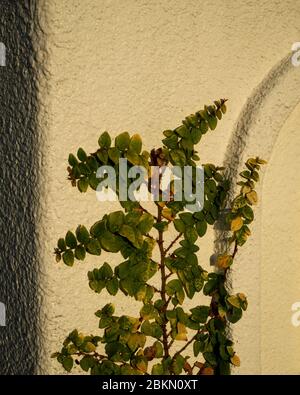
[52, 99, 266, 375]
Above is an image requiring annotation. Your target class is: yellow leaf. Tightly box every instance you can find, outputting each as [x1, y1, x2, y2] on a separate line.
[256, 157, 267, 164]
[217, 255, 233, 269]
[246, 190, 258, 205]
[218, 305, 226, 318]
[231, 216, 243, 232]
[126, 150, 141, 165]
[227, 295, 241, 308]
[237, 293, 246, 301]
[241, 185, 251, 195]
[162, 207, 174, 221]
[175, 322, 187, 341]
[231, 354, 241, 367]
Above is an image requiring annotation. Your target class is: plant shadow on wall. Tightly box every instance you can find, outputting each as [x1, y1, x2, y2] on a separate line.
[52, 99, 266, 375]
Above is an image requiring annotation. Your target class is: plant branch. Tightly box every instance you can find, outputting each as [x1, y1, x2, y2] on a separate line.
[157, 204, 170, 359]
[138, 204, 158, 221]
[232, 239, 238, 259]
[173, 329, 206, 357]
[164, 233, 183, 255]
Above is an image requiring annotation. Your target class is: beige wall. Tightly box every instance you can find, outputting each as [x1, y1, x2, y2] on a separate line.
[40, 0, 300, 373]
[261, 103, 300, 374]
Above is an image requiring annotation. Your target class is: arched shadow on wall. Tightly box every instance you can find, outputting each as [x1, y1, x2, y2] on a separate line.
[214, 52, 300, 373]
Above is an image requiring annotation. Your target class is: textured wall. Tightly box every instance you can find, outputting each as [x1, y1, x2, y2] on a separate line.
[0, 0, 44, 374]
[261, 103, 300, 374]
[2, 0, 299, 374]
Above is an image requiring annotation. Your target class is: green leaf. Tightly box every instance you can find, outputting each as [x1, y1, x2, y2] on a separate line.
[170, 149, 186, 166]
[251, 170, 259, 182]
[153, 341, 164, 358]
[90, 279, 106, 293]
[179, 212, 194, 225]
[132, 355, 148, 373]
[77, 147, 87, 162]
[153, 221, 168, 232]
[227, 307, 243, 323]
[232, 195, 247, 211]
[86, 238, 101, 255]
[138, 213, 154, 234]
[108, 211, 125, 233]
[108, 147, 120, 164]
[62, 250, 74, 266]
[203, 277, 218, 295]
[57, 238, 66, 251]
[180, 137, 194, 151]
[62, 356, 73, 372]
[196, 220, 207, 237]
[175, 125, 189, 138]
[191, 128, 202, 144]
[172, 354, 185, 375]
[100, 231, 123, 253]
[193, 341, 202, 357]
[76, 225, 90, 244]
[89, 173, 99, 190]
[141, 321, 163, 339]
[106, 277, 119, 295]
[203, 352, 217, 366]
[194, 277, 204, 292]
[78, 177, 89, 192]
[207, 115, 217, 130]
[68, 153, 78, 167]
[129, 134, 142, 154]
[173, 219, 185, 233]
[166, 280, 185, 304]
[82, 342, 96, 353]
[127, 333, 146, 352]
[80, 356, 93, 372]
[125, 211, 142, 226]
[75, 245, 86, 260]
[100, 262, 113, 278]
[162, 134, 178, 149]
[140, 304, 158, 320]
[115, 132, 130, 151]
[242, 205, 254, 221]
[184, 227, 198, 243]
[86, 156, 98, 171]
[119, 224, 136, 245]
[98, 131, 111, 148]
[65, 231, 77, 249]
[90, 220, 106, 238]
[190, 305, 210, 323]
[240, 170, 252, 180]
[96, 149, 108, 164]
[166, 279, 181, 294]
[152, 363, 164, 375]
[200, 120, 208, 133]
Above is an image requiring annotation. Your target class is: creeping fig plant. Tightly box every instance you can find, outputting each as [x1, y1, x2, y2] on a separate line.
[53, 99, 266, 375]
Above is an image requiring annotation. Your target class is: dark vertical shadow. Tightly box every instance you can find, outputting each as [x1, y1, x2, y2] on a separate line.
[0, 0, 43, 374]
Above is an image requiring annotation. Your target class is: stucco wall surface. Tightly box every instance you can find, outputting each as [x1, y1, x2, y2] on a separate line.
[39, 0, 300, 374]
